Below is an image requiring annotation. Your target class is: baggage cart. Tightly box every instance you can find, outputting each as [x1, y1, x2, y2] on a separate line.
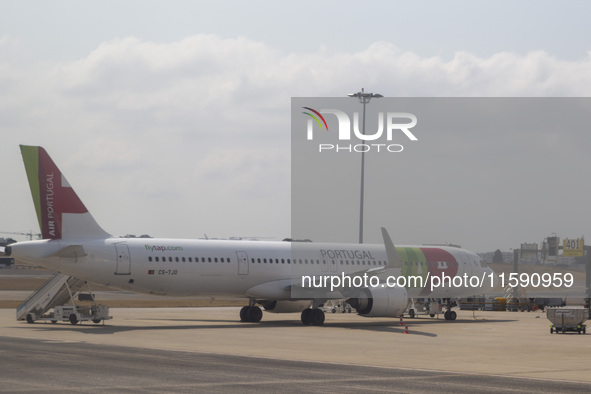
[547, 307, 588, 334]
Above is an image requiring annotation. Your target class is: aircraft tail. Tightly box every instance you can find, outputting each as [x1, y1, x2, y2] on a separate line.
[20, 145, 111, 240]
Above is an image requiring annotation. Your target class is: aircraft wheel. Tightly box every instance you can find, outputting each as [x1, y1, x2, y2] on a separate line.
[450, 311, 457, 321]
[69, 314, 78, 325]
[239, 306, 249, 322]
[430, 314, 435, 318]
[247, 306, 262, 323]
[444, 311, 451, 320]
[311, 309, 325, 326]
[409, 309, 415, 319]
[301, 308, 313, 325]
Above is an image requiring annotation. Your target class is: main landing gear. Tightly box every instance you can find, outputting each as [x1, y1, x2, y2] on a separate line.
[240, 306, 262, 323]
[301, 308, 325, 326]
[239, 299, 326, 326]
[444, 310, 457, 320]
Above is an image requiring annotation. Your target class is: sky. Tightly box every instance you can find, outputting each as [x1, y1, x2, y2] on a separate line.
[1, 1, 591, 252]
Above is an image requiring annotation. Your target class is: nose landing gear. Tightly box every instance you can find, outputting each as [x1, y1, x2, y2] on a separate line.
[444, 310, 457, 320]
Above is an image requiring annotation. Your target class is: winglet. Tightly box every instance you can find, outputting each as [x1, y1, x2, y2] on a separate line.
[20, 145, 110, 240]
[381, 227, 402, 269]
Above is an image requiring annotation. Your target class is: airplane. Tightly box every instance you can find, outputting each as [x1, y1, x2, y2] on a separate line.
[6, 145, 498, 326]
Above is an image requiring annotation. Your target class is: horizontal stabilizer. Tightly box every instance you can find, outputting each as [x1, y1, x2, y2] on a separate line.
[48, 245, 87, 259]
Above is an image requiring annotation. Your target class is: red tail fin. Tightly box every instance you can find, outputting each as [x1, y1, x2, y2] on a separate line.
[20, 145, 110, 240]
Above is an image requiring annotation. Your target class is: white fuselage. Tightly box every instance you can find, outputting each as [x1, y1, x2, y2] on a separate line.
[10, 237, 496, 301]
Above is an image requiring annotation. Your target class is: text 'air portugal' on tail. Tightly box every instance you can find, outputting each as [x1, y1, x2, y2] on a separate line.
[20, 145, 110, 240]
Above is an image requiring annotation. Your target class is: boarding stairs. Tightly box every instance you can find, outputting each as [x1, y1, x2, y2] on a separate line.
[16, 273, 86, 321]
[504, 283, 529, 311]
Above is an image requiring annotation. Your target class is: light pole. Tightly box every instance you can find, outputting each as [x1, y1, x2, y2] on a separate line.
[347, 88, 382, 244]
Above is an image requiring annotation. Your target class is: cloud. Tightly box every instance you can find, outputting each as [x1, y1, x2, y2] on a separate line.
[2, 34, 591, 247]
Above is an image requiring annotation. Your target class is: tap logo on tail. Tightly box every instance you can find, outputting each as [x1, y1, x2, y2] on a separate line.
[21, 145, 89, 239]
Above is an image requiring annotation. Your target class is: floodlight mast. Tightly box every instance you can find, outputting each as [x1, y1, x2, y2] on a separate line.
[347, 88, 383, 244]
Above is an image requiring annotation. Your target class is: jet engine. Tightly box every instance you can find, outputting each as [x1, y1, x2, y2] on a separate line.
[346, 286, 408, 317]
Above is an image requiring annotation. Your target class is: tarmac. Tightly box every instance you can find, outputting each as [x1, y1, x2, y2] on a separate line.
[1, 307, 591, 392]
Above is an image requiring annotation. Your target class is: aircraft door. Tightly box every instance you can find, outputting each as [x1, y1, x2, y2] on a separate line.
[459, 252, 472, 277]
[115, 243, 131, 275]
[237, 251, 249, 275]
